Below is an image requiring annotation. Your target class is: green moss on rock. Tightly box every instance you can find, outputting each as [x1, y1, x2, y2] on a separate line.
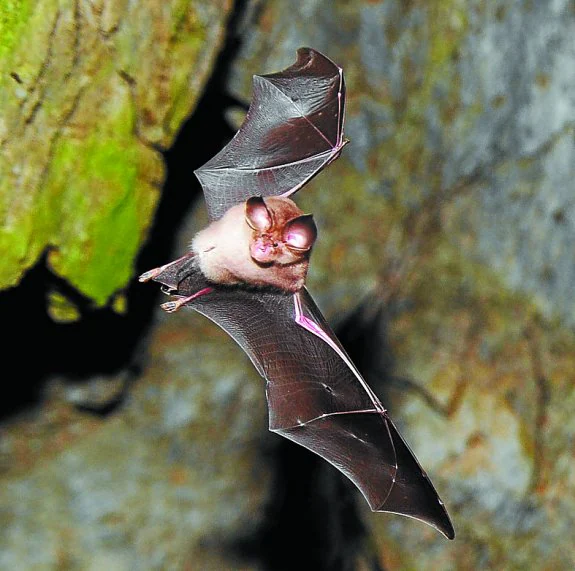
[0, 1, 33, 63]
[0, 1, 233, 313]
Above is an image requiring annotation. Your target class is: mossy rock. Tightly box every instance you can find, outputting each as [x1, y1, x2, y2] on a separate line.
[0, 0, 233, 310]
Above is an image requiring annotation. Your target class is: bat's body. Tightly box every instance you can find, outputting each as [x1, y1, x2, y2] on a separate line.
[192, 196, 316, 293]
[140, 48, 454, 539]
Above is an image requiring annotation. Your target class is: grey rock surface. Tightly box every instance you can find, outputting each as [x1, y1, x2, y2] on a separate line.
[3, 0, 575, 569]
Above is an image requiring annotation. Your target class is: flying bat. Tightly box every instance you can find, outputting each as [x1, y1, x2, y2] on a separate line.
[140, 48, 454, 539]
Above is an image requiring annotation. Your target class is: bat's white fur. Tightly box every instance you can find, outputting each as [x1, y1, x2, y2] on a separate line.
[192, 197, 314, 293]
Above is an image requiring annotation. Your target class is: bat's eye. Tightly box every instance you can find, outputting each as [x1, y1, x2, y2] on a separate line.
[284, 214, 317, 252]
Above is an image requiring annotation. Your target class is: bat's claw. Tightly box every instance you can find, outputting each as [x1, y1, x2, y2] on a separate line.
[139, 268, 160, 282]
[139, 255, 194, 283]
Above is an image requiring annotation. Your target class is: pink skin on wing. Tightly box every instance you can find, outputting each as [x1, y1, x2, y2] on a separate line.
[292, 292, 386, 414]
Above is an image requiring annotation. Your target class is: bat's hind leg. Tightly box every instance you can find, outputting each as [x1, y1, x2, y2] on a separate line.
[161, 287, 214, 313]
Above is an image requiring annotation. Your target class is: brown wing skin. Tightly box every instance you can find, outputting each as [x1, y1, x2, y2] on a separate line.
[144, 48, 453, 538]
[148, 259, 455, 539]
[194, 47, 347, 221]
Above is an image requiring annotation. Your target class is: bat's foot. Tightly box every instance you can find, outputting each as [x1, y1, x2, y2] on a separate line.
[160, 300, 185, 313]
[160, 287, 214, 313]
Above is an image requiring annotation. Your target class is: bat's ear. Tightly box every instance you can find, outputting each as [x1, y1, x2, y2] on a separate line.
[245, 196, 272, 232]
[284, 214, 317, 252]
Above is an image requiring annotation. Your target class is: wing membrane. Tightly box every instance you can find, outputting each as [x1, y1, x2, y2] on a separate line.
[195, 48, 346, 220]
[147, 259, 454, 539]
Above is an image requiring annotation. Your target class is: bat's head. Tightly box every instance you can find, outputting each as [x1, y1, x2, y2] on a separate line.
[245, 196, 317, 266]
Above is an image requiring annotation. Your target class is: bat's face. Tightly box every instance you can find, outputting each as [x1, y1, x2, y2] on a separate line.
[190, 195, 317, 293]
[245, 196, 317, 267]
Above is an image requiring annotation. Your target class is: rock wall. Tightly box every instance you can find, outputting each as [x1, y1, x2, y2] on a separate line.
[1, 0, 575, 569]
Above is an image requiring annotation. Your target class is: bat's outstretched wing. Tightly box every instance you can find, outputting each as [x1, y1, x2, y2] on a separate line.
[195, 47, 347, 221]
[143, 48, 453, 538]
[148, 258, 455, 540]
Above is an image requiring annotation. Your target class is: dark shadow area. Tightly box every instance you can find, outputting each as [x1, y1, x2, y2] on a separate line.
[0, 7, 244, 422]
[335, 298, 397, 407]
[1, 5, 386, 566]
[239, 443, 373, 571]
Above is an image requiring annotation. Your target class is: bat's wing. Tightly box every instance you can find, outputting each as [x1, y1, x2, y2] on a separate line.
[194, 47, 347, 221]
[148, 259, 454, 539]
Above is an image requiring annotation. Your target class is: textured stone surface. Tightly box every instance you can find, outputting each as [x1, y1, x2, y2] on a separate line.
[0, 301, 270, 569]
[0, 0, 232, 308]
[3, 0, 575, 568]
[443, 0, 575, 327]
[226, 0, 575, 567]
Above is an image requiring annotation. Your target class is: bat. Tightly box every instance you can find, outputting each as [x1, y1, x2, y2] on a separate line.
[140, 48, 454, 539]
[192, 195, 317, 294]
